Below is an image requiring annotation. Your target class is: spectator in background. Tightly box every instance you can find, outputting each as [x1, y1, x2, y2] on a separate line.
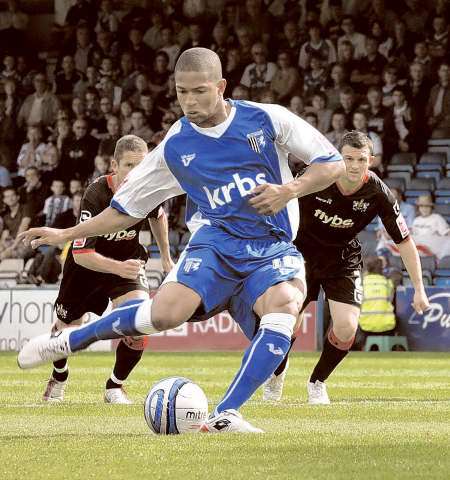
[119, 100, 133, 135]
[129, 109, 153, 144]
[159, 26, 181, 71]
[95, 0, 119, 34]
[412, 41, 433, 79]
[148, 51, 171, 97]
[304, 111, 318, 129]
[54, 55, 83, 103]
[389, 19, 411, 76]
[84, 87, 100, 125]
[43, 179, 71, 226]
[403, 0, 430, 38]
[270, 51, 300, 105]
[17, 72, 60, 130]
[352, 110, 383, 172]
[38, 143, 62, 185]
[16, 125, 47, 177]
[150, 110, 177, 146]
[139, 91, 160, 132]
[337, 40, 358, 88]
[184, 22, 208, 50]
[232, 85, 249, 100]
[224, 48, 244, 95]
[405, 62, 431, 119]
[89, 155, 111, 184]
[69, 178, 83, 196]
[0, 91, 20, 172]
[70, 97, 85, 125]
[128, 72, 149, 109]
[98, 116, 121, 157]
[365, 0, 398, 37]
[235, 25, 254, 67]
[303, 54, 328, 99]
[350, 36, 386, 93]
[240, 0, 272, 45]
[52, 118, 72, 155]
[171, 15, 190, 50]
[278, 20, 302, 64]
[0, 160, 12, 187]
[384, 86, 421, 157]
[288, 95, 305, 117]
[67, 24, 94, 74]
[333, 86, 357, 129]
[97, 76, 122, 113]
[381, 66, 400, 108]
[126, 27, 153, 71]
[298, 21, 336, 71]
[357, 256, 396, 348]
[240, 43, 278, 100]
[117, 52, 138, 101]
[426, 62, 450, 139]
[91, 96, 114, 139]
[1, 54, 19, 82]
[325, 63, 349, 111]
[369, 21, 393, 59]
[0, 186, 31, 260]
[64, 0, 96, 32]
[143, 10, 164, 51]
[412, 194, 450, 237]
[73, 64, 98, 100]
[61, 118, 98, 184]
[0, 0, 29, 55]
[306, 92, 332, 134]
[360, 86, 389, 137]
[210, 22, 231, 64]
[326, 111, 347, 149]
[18, 166, 49, 225]
[338, 15, 366, 59]
[427, 15, 449, 63]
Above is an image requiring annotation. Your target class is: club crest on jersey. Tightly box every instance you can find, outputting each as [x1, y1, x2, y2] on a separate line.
[181, 153, 196, 167]
[55, 303, 68, 319]
[246, 129, 266, 153]
[184, 257, 202, 273]
[353, 199, 369, 212]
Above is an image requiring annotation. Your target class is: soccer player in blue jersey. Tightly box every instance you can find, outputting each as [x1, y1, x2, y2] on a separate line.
[18, 48, 345, 433]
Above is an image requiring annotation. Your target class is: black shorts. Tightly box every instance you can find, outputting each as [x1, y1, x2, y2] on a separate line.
[303, 265, 363, 310]
[55, 268, 149, 324]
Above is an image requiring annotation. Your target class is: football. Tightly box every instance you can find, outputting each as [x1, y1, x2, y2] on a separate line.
[144, 377, 209, 434]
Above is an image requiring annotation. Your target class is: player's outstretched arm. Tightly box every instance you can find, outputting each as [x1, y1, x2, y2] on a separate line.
[19, 207, 140, 249]
[250, 161, 345, 215]
[149, 210, 174, 273]
[397, 237, 430, 314]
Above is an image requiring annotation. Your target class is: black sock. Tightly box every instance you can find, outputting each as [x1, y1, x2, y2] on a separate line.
[52, 358, 68, 382]
[310, 337, 349, 383]
[105, 339, 144, 389]
[274, 337, 296, 376]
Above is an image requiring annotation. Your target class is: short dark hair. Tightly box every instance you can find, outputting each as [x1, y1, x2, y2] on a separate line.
[339, 130, 373, 155]
[365, 256, 383, 274]
[113, 134, 148, 163]
[175, 47, 222, 81]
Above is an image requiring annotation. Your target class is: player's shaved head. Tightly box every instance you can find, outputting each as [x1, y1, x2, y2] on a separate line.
[339, 130, 373, 155]
[114, 135, 148, 163]
[175, 47, 222, 81]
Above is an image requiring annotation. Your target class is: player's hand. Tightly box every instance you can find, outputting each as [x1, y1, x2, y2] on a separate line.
[161, 256, 175, 274]
[412, 289, 430, 315]
[118, 259, 143, 279]
[18, 227, 69, 249]
[248, 183, 293, 215]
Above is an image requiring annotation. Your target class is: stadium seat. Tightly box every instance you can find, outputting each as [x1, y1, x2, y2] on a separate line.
[435, 196, 450, 205]
[435, 177, 450, 196]
[420, 256, 436, 273]
[428, 138, 450, 147]
[389, 255, 404, 271]
[403, 270, 432, 285]
[384, 177, 406, 192]
[434, 277, 450, 286]
[0, 259, 24, 279]
[390, 152, 417, 166]
[387, 171, 412, 187]
[438, 256, 450, 269]
[419, 151, 446, 165]
[364, 335, 408, 351]
[404, 177, 435, 198]
[415, 170, 442, 183]
[434, 255, 450, 278]
[435, 203, 450, 221]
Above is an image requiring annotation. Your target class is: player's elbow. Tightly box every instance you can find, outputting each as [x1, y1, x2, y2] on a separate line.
[327, 159, 346, 180]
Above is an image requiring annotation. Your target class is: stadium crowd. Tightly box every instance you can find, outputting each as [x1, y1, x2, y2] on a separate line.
[0, 0, 449, 286]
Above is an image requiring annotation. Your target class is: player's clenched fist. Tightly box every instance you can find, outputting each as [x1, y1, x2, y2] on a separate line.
[249, 183, 293, 215]
[118, 259, 143, 279]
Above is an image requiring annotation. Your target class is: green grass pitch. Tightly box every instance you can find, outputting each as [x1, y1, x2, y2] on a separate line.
[1, 351, 449, 480]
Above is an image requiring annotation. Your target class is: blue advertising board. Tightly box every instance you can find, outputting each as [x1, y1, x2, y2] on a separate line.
[396, 287, 450, 351]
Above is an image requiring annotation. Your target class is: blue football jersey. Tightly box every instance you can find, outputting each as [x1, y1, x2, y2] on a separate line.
[112, 100, 342, 240]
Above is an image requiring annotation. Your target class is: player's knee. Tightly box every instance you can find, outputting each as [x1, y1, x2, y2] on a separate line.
[122, 336, 148, 351]
[332, 312, 359, 342]
[151, 301, 190, 331]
